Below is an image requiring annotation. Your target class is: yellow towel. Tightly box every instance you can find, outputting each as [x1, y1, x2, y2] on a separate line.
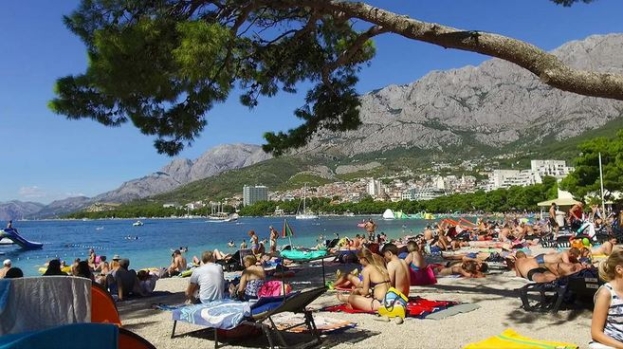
[463, 329, 578, 349]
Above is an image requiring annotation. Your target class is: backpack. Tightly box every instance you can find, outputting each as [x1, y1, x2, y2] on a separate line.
[378, 287, 409, 319]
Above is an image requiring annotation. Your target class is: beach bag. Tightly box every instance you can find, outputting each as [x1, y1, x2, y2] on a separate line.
[257, 280, 292, 298]
[378, 287, 408, 319]
[410, 266, 437, 286]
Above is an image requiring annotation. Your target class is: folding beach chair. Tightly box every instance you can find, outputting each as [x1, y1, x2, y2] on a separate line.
[171, 286, 326, 349]
[518, 268, 602, 313]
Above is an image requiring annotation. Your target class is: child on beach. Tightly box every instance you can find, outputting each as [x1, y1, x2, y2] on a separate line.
[591, 249, 623, 348]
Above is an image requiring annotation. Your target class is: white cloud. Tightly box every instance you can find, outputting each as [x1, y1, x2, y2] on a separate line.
[18, 186, 47, 199]
[63, 192, 85, 198]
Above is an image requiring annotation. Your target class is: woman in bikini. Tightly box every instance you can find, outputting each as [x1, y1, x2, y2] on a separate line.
[405, 240, 437, 285]
[232, 255, 265, 300]
[336, 248, 390, 311]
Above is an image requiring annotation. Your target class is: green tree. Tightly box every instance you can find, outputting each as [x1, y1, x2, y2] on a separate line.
[50, 0, 620, 156]
[560, 132, 623, 199]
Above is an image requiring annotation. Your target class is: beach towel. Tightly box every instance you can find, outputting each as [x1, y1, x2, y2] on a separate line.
[173, 299, 252, 330]
[271, 313, 355, 333]
[463, 328, 578, 349]
[424, 303, 480, 320]
[280, 249, 327, 260]
[322, 297, 456, 318]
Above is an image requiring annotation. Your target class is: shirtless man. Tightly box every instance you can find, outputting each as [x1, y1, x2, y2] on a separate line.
[513, 251, 557, 283]
[533, 248, 580, 267]
[423, 226, 434, 244]
[351, 234, 363, 250]
[549, 203, 559, 234]
[432, 260, 487, 278]
[381, 243, 410, 296]
[167, 249, 188, 276]
[268, 226, 279, 255]
[364, 219, 377, 241]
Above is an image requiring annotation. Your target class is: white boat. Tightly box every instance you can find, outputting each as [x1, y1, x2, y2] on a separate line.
[296, 183, 318, 220]
[132, 220, 144, 227]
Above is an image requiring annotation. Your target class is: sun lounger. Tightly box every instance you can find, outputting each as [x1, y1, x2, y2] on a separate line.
[171, 286, 327, 349]
[517, 268, 602, 313]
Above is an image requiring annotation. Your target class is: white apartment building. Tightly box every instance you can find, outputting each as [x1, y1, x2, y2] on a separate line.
[367, 179, 384, 197]
[243, 185, 269, 206]
[487, 159, 573, 190]
[530, 160, 574, 179]
[402, 187, 445, 201]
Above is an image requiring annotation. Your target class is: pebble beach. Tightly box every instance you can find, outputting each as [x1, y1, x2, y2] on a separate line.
[118, 245, 594, 349]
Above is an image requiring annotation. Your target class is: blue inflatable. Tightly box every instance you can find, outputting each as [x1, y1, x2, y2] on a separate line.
[0, 228, 43, 250]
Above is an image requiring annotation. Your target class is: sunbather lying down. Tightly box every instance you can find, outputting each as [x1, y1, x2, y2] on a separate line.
[512, 251, 585, 283]
[431, 260, 487, 278]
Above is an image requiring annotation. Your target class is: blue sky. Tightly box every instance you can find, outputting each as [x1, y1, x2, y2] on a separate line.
[1, 0, 622, 204]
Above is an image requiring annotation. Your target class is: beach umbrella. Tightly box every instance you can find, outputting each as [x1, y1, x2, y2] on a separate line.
[281, 219, 295, 249]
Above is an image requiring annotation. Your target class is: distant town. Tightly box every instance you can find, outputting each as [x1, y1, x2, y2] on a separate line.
[166, 159, 573, 212]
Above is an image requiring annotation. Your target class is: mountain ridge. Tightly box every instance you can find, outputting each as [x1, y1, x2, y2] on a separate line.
[6, 33, 623, 218]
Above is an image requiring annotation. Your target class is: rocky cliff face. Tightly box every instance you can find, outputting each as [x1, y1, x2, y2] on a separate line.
[299, 34, 623, 156]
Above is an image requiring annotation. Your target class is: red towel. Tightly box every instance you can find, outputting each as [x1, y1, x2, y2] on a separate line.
[323, 297, 456, 318]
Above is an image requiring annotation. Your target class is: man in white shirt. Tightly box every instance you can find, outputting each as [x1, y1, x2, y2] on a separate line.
[186, 251, 225, 304]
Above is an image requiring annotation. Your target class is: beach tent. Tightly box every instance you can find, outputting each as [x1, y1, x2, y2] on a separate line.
[537, 198, 582, 207]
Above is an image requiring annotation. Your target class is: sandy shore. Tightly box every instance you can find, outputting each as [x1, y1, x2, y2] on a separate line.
[118, 247, 593, 349]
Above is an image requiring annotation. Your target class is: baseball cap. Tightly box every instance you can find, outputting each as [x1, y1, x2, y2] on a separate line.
[112, 255, 121, 260]
[3, 259, 11, 266]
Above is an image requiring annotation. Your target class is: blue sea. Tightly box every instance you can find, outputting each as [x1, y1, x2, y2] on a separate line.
[1, 216, 437, 276]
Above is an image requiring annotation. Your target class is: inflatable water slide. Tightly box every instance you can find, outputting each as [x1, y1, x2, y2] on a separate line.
[0, 228, 43, 250]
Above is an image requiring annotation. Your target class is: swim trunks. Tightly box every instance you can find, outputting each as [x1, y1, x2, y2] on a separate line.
[526, 267, 548, 281]
[535, 254, 545, 266]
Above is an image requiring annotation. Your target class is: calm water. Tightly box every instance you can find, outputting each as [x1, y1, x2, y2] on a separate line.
[1, 216, 439, 276]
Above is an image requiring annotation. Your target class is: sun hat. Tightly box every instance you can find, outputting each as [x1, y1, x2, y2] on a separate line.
[112, 255, 121, 260]
[3, 259, 10, 266]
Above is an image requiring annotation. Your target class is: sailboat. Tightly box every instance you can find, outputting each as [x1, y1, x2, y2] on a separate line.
[296, 184, 318, 220]
[206, 202, 238, 223]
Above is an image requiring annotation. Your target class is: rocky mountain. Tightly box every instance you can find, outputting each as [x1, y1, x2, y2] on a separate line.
[32, 196, 92, 219]
[91, 143, 271, 203]
[299, 34, 623, 157]
[13, 34, 623, 218]
[12, 144, 271, 218]
[0, 201, 45, 221]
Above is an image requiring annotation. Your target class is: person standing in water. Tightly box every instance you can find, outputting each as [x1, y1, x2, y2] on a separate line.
[364, 219, 377, 241]
[269, 226, 279, 255]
